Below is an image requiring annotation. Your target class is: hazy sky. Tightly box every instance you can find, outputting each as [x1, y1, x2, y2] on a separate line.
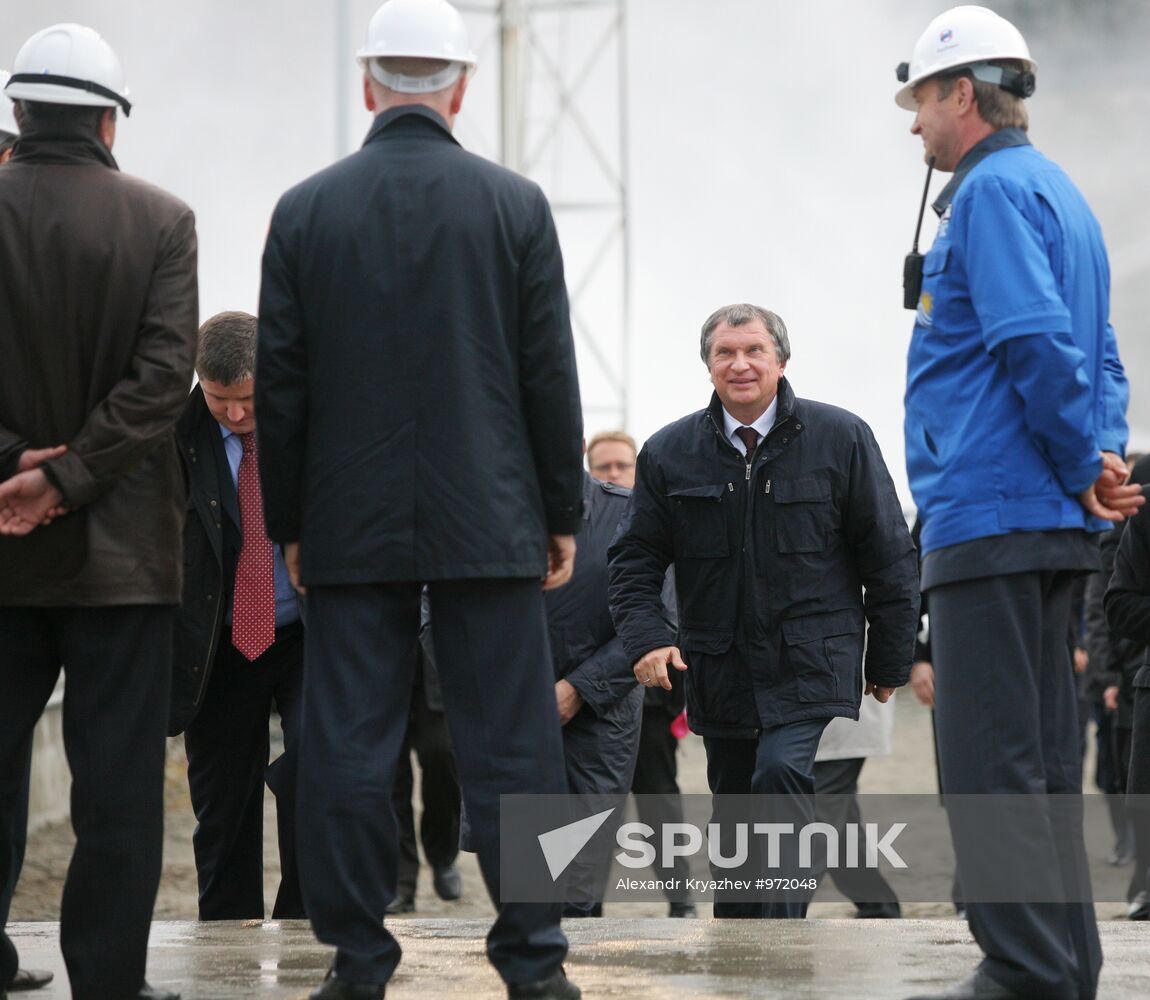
[4, 0, 1148, 506]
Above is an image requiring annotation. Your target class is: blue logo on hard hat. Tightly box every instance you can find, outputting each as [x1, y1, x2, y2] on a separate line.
[940, 29, 953, 42]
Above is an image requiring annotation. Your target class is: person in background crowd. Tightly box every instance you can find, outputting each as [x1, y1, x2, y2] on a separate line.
[1100, 454, 1150, 921]
[169, 312, 305, 921]
[609, 303, 919, 919]
[812, 691, 902, 918]
[586, 431, 637, 490]
[588, 429, 696, 916]
[550, 456, 645, 916]
[387, 595, 462, 915]
[254, 1, 584, 996]
[896, 7, 1142, 998]
[0, 24, 197, 1000]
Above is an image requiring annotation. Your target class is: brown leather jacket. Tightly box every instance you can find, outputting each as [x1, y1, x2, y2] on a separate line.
[0, 127, 198, 605]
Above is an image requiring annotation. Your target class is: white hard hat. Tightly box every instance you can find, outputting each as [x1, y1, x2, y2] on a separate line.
[4, 23, 131, 116]
[0, 72, 19, 137]
[358, 0, 477, 94]
[895, 5, 1035, 111]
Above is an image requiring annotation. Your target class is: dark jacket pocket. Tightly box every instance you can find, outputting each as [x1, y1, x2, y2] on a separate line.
[781, 612, 862, 704]
[774, 477, 834, 554]
[668, 484, 730, 559]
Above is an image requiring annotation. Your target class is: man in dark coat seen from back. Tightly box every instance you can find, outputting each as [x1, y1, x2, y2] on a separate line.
[0, 23, 197, 1000]
[254, 1, 584, 998]
[608, 303, 920, 919]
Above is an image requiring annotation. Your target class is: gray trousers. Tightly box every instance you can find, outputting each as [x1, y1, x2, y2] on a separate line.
[929, 571, 1102, 1000]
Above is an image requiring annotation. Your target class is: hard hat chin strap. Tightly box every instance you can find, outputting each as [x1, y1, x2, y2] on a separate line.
[6, 72, 131, 116]
[367, 59, 464, 95]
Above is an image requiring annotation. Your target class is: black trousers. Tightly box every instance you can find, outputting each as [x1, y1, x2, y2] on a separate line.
[631, 708, 692, 905]
[704, 718, 828, 918]
[812, 757, 901, 917]
[184, 622, 304, 920]
[930, 571, 1102, 1000]
[391, 674, 460, 903]
[0, 741, 30, 923]
[0, 606, 172, 1000]
[298, 580, 568, 987]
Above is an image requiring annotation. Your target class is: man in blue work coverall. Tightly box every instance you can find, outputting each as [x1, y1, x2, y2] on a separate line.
[895, 7, 1144, 1000]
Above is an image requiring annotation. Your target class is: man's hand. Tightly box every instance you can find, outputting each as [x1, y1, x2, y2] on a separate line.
[284, 541, 305, 594]
[865, 682, 897, 704]
[17, 444, 67, 472]
[634, 646, 688, 691]
[0, 470, 65, 536]
[1073, 647, 1089, 674]
[909, 660, 935, 707]
[543, 534, 576, 591]
[1104, 685, 1119, 713]
[1079, 451, 1145, 523]
[555, 678, 583, 725]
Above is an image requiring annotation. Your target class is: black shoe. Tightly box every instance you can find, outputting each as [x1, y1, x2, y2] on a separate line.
[507, 967, 580, 999]
[309, 974, 386, 1000]
[433, 863, 462, 901]
[8, 968, 53, 991]
[855, 903, 901, 919]
[668, 902, 697, 918]
[137, 984, 180, 1000]
[905, 969, 1020, 999]
[385, 896, 415, 915]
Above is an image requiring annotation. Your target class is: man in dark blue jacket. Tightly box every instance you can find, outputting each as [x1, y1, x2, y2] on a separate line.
[255, 2, 583, 998]
[608, 303, 919, 919]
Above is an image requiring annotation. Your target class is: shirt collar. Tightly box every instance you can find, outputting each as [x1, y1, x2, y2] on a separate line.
[932, 126, 1031, 216]
[721, 395, 778, 445]
[363, 104, 460, 147]
[217, 422, 237, 442]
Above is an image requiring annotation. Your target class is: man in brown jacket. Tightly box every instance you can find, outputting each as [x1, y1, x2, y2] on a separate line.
[0, 24, 197, 1000]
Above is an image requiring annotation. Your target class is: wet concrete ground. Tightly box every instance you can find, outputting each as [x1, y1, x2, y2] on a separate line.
[8, 917, 1150, 999]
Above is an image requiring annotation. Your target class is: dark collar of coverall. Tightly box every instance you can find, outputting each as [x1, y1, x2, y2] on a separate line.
[9, 125, 119, 170]
[705, 376, 798, 449]
[931, 126, 1030, 217]
[362, 103, 462, 148]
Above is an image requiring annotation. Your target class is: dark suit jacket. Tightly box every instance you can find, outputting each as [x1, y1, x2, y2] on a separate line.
[256, 105, 583, 584]
[0, 127, 198, 605]
[169, 385, 237, 734]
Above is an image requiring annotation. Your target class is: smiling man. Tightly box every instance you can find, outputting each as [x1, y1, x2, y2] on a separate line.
[895, 8, 1141, 1000]
[608, 303, 919, 918]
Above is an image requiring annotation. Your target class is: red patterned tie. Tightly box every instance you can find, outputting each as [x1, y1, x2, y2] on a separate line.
[232, 432, 276, 661]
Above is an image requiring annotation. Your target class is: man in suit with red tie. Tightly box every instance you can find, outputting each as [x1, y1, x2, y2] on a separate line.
[169, 311, 305, 920]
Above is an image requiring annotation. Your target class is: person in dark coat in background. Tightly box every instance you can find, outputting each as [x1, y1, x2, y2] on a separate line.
[254, 2, 583, 998]
[170, 312, 305, 921]
[548, 471, 646, 916]
[589, 430, 697, 917]
[388, 594, 462, 914]
[1103, 455, 1150, 921]
[0, 24, 197, 1000]
[608, 303, 920, 919]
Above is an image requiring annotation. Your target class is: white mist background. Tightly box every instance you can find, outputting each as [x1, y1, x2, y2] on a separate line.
[3, 0, 1147, 506]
